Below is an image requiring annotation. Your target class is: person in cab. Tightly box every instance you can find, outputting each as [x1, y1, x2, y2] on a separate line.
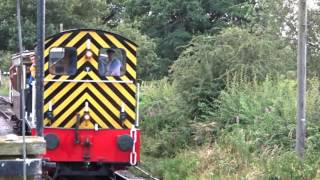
[28, 55, 36, 83]
[99, 49, 122, 76]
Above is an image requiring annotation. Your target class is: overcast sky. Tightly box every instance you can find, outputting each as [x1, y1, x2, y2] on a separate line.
[308, 0, 319, 9]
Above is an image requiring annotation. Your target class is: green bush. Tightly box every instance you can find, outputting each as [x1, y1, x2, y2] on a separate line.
[171, 27, 295, 118]
[140, 79, 184, 133]
[0, 51, 11, 72]
[215, 75, 320, 153]
[139, 75, 320, 179]
[153, 152, 198, 180]
[0, 76, 9, 96]
[209, 75, 320, 178]
[140, 79, 193, 157]
[216, 76, 296, 151]
[141, 128, 192, 158]
[110, 23, 162, 80]
[262, 151, 318, 179]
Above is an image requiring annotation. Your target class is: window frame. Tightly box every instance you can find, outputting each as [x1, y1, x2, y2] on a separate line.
[98, 48, 127, 77]
[48, 47, 77, 76]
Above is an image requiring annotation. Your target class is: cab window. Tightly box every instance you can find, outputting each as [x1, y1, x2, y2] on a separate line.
[98, 48, 126, 77]
[49, 47, 77, 75]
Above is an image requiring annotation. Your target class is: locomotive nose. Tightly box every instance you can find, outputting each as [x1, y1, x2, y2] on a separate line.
[117, 135, 134, 151]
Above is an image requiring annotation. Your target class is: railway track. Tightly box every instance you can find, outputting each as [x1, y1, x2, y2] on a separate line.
[0, 96, 12, 119]
[51, 170, 145, 180]
[0, 108, 10, 120]
[113, 170, 144, 180]
[112, 166, 159, 180]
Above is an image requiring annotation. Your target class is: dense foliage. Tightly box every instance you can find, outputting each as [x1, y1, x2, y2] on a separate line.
[124, 0, 256, 75]
[171, 28, 295, 117]
[109, 23, 161, 80]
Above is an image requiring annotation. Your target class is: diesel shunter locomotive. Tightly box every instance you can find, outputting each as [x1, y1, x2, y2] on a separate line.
[9, 29, 141, 178]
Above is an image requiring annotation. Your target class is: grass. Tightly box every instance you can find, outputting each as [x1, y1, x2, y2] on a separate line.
[140, 140, 320, 179]
[0, 76, 9, 96]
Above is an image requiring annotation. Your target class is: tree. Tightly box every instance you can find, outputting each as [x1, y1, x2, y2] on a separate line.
[0, 0, 113, 51]
[0, 51, 12, 71]
[307, 8, 320, 76]
[124, 0, 256, 76]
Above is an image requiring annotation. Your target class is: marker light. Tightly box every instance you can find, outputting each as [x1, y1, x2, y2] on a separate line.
[85, 50, 92, 60]
[84, 113, 90, 120]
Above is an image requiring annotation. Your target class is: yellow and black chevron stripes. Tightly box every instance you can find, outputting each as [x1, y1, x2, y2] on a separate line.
[43, 29, 138, 129]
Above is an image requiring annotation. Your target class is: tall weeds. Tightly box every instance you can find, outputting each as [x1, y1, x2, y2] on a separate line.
[140, 75, 320, 179]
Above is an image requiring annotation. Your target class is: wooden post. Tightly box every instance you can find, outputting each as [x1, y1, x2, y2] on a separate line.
[0, 136, 46, 156]
[296, 0, 307, 160]
[0, 136, 45, 180]
[16, 0, 27, 179]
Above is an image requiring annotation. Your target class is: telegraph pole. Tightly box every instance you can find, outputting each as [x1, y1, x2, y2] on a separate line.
[296, 0, 307, 159]
[36, 0, 45, 136]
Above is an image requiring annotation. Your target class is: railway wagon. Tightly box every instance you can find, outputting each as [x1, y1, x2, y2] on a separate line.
[9, 51, 35, 123]
[10, 29, 141, 178]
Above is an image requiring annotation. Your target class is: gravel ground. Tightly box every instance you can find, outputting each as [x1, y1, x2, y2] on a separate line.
[0, 96, 14, 135]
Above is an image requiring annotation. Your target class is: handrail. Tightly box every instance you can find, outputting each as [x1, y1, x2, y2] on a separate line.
[43, 79, 133, 83]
